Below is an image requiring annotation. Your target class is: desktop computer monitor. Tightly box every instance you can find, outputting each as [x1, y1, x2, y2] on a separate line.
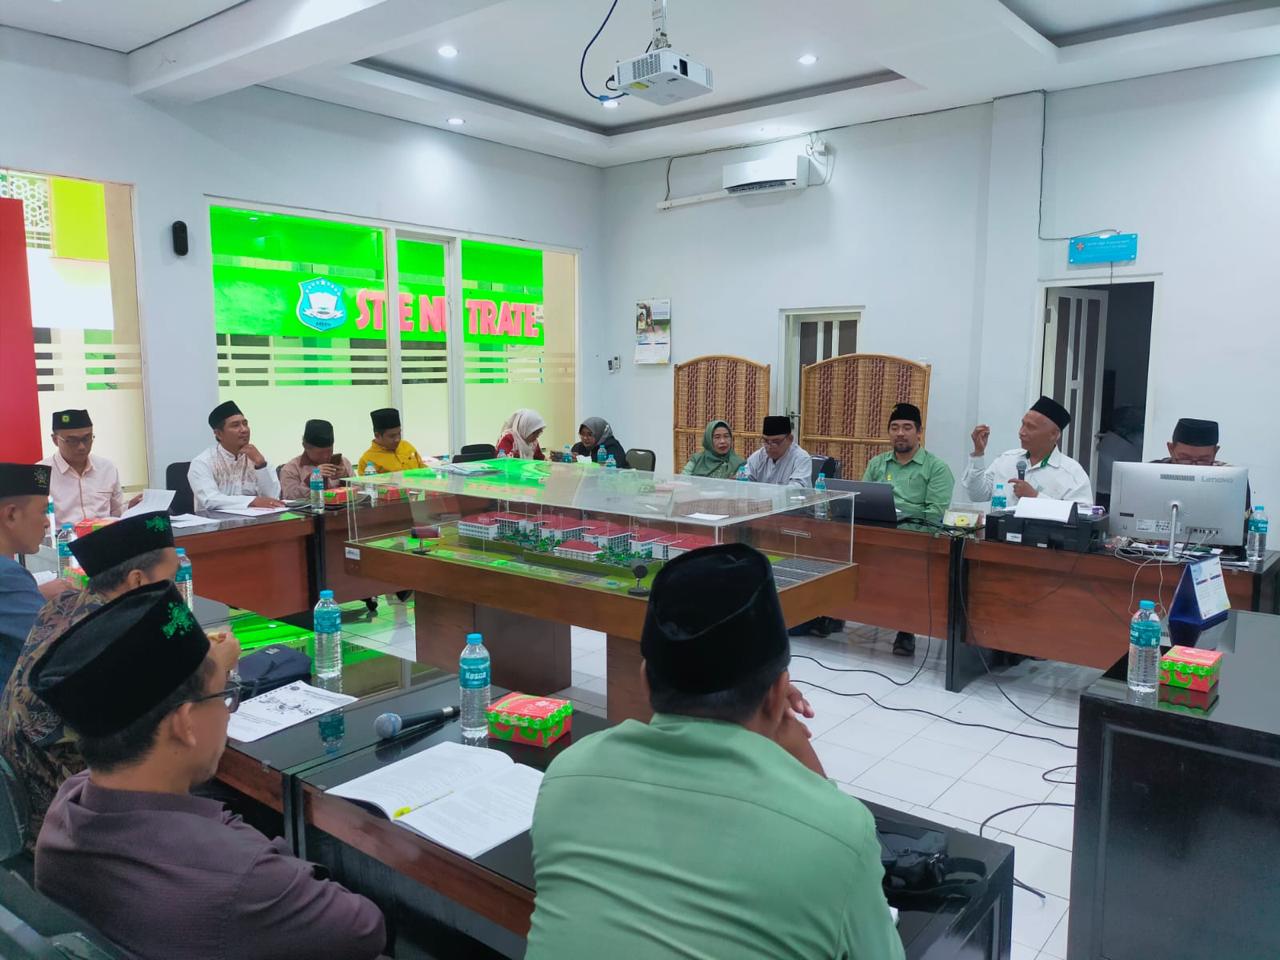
[1110, 462, 1249, 547]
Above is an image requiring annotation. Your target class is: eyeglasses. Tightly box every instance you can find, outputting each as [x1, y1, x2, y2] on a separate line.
[762, 436, 790, 447]
[57, 434, 95, 448]
[190, 685, 241, 714]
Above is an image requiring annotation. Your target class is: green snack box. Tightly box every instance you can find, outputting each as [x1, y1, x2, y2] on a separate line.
[486, 692, 573, 748]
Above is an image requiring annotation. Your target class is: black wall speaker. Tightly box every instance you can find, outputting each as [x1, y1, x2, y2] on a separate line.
[171, 220, 188, 257]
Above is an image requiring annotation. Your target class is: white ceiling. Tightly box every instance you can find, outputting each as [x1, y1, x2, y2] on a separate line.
[369, 0, 892, 131]
[1000, 0, 1252, 42]
[6, 0, 1280, 166]
[0, 0, 242, 53]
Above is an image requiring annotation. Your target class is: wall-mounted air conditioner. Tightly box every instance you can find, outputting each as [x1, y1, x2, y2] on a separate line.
[722, 155, 814, 194]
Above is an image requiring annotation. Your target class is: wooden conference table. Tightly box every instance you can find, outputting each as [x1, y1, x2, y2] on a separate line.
[174, 505, 1280, 698]
[215, 645, 1015, 960]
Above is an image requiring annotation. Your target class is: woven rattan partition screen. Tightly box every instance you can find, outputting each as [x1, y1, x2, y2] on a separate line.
[799, 354, 931, 480]
[673, 355, 771, 473]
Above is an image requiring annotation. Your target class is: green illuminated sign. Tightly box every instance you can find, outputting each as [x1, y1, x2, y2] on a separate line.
[209, 206, 544, 345]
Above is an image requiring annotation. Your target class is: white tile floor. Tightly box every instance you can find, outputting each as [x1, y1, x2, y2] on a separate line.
[343, 604, 1089, 959]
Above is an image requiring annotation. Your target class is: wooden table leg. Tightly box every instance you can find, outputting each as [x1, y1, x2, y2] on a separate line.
[414, 592, 572, 694]
[606, 634, 651, 723]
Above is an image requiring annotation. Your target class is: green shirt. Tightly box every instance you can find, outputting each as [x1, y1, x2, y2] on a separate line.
[526, 714, 904, 960]
[862, 448, 955, 525]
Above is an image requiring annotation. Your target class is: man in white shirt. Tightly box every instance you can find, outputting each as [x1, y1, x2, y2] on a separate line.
[188, 401, 284, 513]
[41, 409, 130, 525]
[745, 416, 812, 488]
[963, 396, 1093, 506]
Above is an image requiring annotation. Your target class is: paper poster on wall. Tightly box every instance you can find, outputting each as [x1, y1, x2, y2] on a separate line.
[634, 298, 671, 364]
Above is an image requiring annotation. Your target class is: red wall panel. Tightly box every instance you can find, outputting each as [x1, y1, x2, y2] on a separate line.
[0, 197, 41, 462]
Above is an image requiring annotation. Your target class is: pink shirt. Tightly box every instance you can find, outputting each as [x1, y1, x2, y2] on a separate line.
[40, 452, 123, 525]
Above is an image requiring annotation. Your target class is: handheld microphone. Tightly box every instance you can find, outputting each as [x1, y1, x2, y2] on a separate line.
[374, 707, 460, 740]
[1016, 459, 1028, 481]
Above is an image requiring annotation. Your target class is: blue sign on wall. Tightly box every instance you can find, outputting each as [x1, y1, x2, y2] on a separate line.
[1068, 233, 1138, 264]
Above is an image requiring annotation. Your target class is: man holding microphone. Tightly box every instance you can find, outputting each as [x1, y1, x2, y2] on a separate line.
[962, 396, 1093, 507]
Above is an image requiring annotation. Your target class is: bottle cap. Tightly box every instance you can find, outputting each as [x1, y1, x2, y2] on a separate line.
[60, 522, 73, 529]
[1255, 505, 1266, 511]
[176, 547, 187, 556]
[466, 632, 483, 642]
[320, 589, 335, 600]
[1139, 600, 1155, 610]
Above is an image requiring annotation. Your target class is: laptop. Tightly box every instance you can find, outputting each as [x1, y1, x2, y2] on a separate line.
[825, 479, 904, 526]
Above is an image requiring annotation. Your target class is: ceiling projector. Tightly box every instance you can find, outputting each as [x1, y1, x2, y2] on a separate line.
[615, 48, 713, 105]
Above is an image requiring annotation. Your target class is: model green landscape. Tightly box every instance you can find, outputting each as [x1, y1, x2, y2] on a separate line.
[364, 528, 653, 594]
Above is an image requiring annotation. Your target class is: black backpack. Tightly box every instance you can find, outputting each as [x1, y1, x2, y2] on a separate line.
[876, 817, 989, 902]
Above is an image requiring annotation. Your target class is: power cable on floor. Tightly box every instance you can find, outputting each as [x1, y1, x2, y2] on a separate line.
[978, 800, 1076, 902]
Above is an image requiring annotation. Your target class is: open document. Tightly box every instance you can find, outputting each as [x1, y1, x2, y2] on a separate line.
[227, 681, 356, 742]
[326, 741, 544, 859]
[122, 489, 175, 518]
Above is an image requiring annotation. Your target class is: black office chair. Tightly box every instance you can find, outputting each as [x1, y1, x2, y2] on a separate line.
[625, 448, 656, 472]
[164, 462, 195, 515]
[810, 455, 840, 484]
[0, 756, 122, 957]
[454, 443, 497, 465]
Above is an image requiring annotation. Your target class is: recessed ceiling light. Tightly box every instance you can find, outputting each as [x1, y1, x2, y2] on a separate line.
[797, 53, 818, 66]
[437, 44, 458, 58]
[446, 117, 465, 126]
[602, 100, 620, 110]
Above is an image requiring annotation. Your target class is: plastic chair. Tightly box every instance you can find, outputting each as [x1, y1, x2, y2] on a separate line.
[164, 462, 195, 515]
[626, 449, 656, 472]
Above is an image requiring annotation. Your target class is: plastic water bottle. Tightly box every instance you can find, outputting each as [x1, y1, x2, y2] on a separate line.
[814, 473, 829, 520]
[563, 444, 572, 463]
[309, 468, 324, 510]
[597, 447, 608, 465]
[174, 548, 194, 606]
[55, 523, 75, 578]
[1127, 599, 1162, 694]
[1247, 505, 1269, 562]
[313, 589, 343, 682]
[990, 483, 1008, 512]
[363, 462, 379, 505]
[459, 632, 491, 743]
[736, 464, 749, 481]
[605, 454, 618, 471]
[45, 502, 56, 550]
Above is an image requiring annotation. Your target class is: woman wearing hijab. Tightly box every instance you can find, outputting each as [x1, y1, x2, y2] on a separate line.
[571, 417, 629, 468]
[681, 420, 746, 479]
[497, 409, 547, 460]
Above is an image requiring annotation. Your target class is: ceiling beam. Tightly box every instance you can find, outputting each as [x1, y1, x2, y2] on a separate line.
[128, 0, 506, 103]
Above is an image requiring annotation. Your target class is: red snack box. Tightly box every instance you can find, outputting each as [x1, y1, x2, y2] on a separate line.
[486, 692, 573, 748]
[1159, 645, 1223, 693]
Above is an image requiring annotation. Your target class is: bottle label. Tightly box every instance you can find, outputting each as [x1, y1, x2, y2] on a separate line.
[1130, 619, 1162, 648]
[459, 655, 490, 689]
[314, 613, 341, 634]
[1250, 517, 1269, 534]
[175, 570, 192, 583]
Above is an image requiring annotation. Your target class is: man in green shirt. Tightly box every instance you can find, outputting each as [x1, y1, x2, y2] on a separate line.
[862, 402, 955, 657]
[526, 544, 903, 960]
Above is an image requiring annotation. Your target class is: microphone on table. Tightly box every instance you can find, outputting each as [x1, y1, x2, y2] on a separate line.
[374, 706, 460, 740]
[1016, 459, 1028, 482]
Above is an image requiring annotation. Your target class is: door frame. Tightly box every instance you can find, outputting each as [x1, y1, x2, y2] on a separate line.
[1030, 274, 1162, 461]
[775, 305, 863, 419]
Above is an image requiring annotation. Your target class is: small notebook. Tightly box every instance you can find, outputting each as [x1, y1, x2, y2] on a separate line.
[326, 741, 544, 859]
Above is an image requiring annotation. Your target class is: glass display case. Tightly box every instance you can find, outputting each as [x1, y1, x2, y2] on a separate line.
[344, 458, 852, 598]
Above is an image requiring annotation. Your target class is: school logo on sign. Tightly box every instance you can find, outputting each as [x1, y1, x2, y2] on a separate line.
[296, 278, 348, 332]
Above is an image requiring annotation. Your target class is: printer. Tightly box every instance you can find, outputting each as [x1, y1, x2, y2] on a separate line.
[984, 502, 1105, 553]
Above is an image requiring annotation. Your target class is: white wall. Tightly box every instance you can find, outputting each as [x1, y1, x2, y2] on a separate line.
[1040, 56, 1280, 504]
[598, 61, 1280, 502]
[0, 27, 605, 484]
[598, 103, 999, 477]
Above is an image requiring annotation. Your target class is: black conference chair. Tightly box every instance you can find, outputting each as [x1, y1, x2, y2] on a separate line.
[0, 757, 124, 958]
[810, 455, 840, 484]
[164, 462, 195, 515]
[625, 448, 656, 472]
[454, 443, 497, 465]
